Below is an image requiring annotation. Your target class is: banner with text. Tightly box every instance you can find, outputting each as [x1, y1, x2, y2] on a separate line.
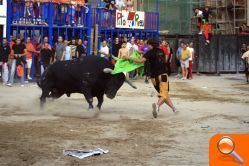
[116, 10, 145, 29]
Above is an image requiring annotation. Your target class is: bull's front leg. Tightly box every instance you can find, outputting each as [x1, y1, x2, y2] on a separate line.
[82, 86, 94, 111]
[96, 94, 104, 110]
[40, 89, 49, 110]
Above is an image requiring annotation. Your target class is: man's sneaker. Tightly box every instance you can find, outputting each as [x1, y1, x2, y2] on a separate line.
[21, 84, 25, 87]
[6, 83, 12, 87]
[27, 75, 32, 80]
[152, 103, 159, 118]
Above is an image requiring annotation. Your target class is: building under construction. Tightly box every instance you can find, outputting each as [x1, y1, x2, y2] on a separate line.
[142, 0, 248, 35]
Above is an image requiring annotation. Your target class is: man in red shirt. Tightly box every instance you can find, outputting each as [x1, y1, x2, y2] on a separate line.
[159, 40, 169, 61]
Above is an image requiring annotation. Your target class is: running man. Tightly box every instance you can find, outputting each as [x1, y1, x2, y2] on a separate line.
[123, 39, 176, 118]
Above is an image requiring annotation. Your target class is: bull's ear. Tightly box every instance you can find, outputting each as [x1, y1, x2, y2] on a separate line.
[103, 68, 113, 74]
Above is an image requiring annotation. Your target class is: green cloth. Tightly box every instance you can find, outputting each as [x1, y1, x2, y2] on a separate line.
[112, 51, 144, 76]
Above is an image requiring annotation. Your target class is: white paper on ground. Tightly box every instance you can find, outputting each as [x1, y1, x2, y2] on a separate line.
[63, 148, 109, 159]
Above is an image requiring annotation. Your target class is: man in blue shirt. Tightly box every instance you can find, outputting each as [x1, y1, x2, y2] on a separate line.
[175, 42, 183, 78]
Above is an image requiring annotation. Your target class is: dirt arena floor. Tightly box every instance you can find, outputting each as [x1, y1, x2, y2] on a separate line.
[0, 74, 248, 166]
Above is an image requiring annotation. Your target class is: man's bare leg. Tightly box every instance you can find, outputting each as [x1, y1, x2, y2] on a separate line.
[152, 97, 165, 118]
[165, 96, 176, 112]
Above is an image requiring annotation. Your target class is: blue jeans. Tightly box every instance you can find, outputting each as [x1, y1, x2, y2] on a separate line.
[8, 59, 24, 85]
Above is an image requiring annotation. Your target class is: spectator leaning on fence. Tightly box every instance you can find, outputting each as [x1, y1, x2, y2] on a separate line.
[0, 38, 11, 85]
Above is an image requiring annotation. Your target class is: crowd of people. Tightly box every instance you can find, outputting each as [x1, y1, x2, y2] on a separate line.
[12, 0, 88, 26]
[98, 36, 196, 82]
[0, 36, 87, 87]
[98, 0, 134, 11]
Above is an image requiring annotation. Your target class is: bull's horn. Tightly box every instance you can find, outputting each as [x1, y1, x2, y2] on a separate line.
[103, 68, 113, 73]
[125, 79, 137, 89]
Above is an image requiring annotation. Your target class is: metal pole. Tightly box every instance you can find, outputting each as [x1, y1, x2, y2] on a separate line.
[6, 0, 12, 41]
[156, 0, 158, 13]
[86, 5, 92, 56]
[48, 2, 53, 46]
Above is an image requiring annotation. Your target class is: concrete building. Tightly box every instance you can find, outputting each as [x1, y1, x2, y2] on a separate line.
[0, 0, 7, 38]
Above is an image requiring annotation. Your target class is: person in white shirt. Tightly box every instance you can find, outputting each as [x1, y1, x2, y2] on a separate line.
[115, 0, 125, 10]
[99, 40, 110, 60]
[194, 8, 203, 34]
[187, 42, 195, 79]
[129, 37, 138, 55]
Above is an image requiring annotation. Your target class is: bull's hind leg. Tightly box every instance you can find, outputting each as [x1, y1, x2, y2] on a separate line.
[96, 95, 104, 110]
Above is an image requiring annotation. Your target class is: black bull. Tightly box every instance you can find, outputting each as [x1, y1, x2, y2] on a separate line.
[38, 56, 136, 110]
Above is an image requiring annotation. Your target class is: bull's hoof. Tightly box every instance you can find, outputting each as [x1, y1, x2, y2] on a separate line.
[97, 106, 101, 111]
[40, 102, 45, 110]
[66, 93, 71, 97]
[88, 108, 94, 112]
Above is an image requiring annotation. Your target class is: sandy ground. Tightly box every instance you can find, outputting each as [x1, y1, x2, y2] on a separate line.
[0, 74, 248, 166]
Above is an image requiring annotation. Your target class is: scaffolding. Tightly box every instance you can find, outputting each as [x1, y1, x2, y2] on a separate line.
[192, 0, 247, 34]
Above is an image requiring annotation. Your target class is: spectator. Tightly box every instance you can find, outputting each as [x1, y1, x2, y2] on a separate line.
[187, 42, 195, 80]
[241, 44, 247, 55]
[26, 37, 39, 80]
[0, 38, 11, 85]
[159, 40, 169, 58]
[54, 36, 64, 62]
[7, 38, 27, 87]
[241, 45, 249, 83]
[69, 38, 77, 59]
[115, 0, 125, 10]
[166, 41, 173, 76]
[99, 40, 110, 59]
[40, 43, 53, 72]
[175, 42, 183, 78]
[137, 39, 143, 53]
[141, 39, 150, 83]
[239, 23, 249, 34]
[83, 40, 88, 53]
[37, 37, 51, 75]
[76, 39, 86, 58]
[118, 41, 130, 59]
[10, 36, 16, 49]
[194, 8, 203, 34]
[202, 7, 212, 23]
[180, 42, 191, 80]
[62, 39, 72, 61]
[126, 0, 134, 11]
[118, 41, 130, 79]
[129, 37, 138, 55]
[97, 0, 108, 8]
[40, 37, 51, 50]
[105, 0, 116, 10]
[112, 37, 121, 57]
[124, 37, 132, 50]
